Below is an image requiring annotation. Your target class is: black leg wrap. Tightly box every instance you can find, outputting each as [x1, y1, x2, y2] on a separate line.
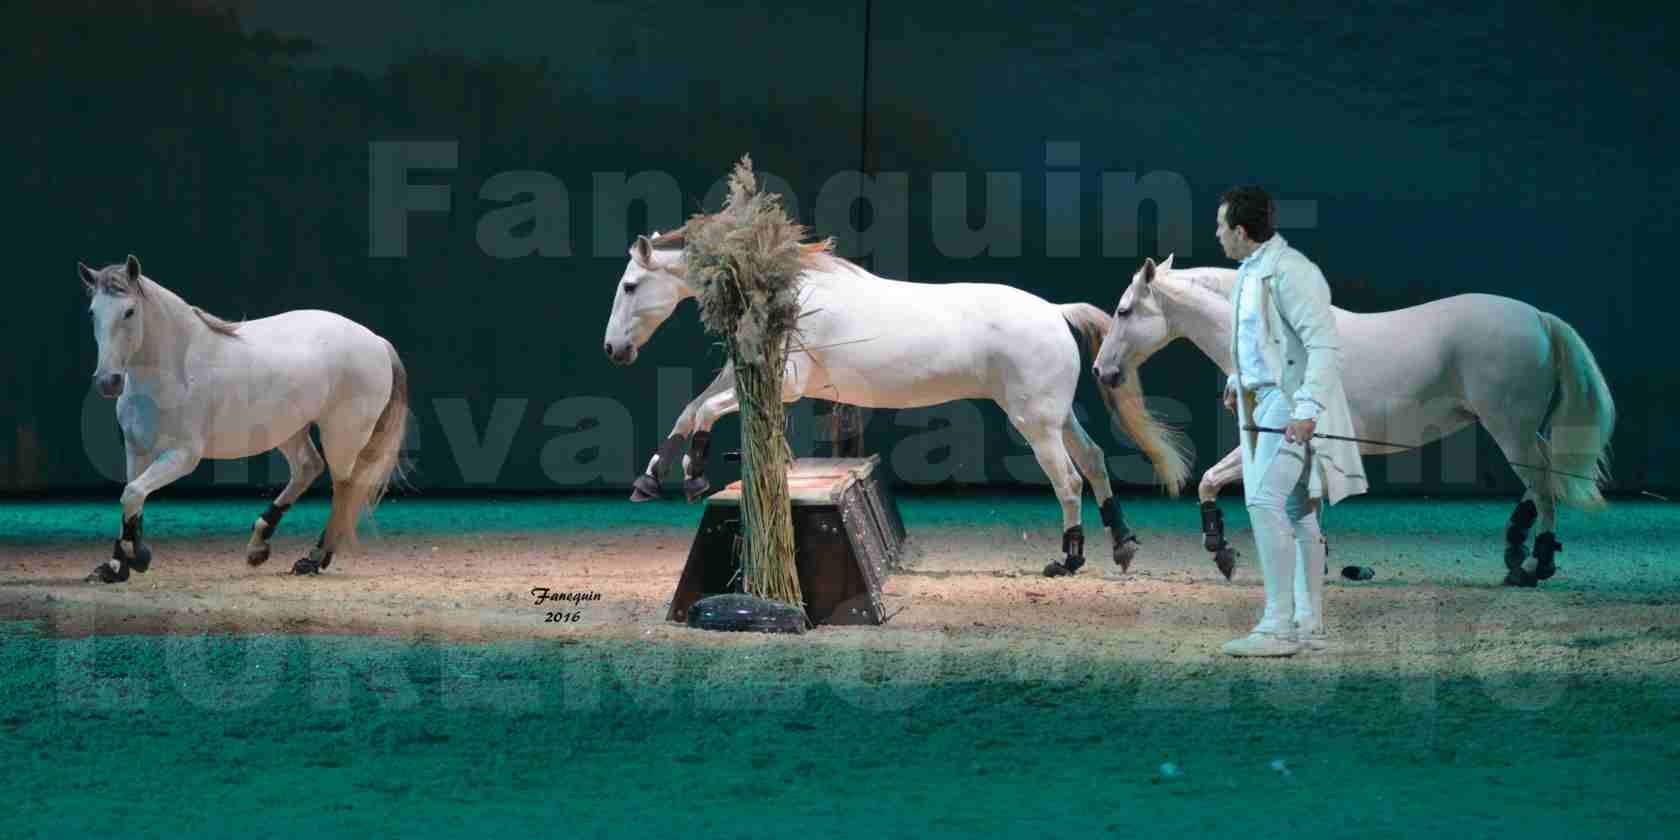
[655, 434, 685, 474]
[1099, 497, 1120, 530]
[118, 515, 151, 573]
[1533, 531, 1562, 581]
[1063, 525, 1085, 562]
[258, 503, 289, 541]
[1199, 501, 1227, 552]
[1100, 498, 1139, 570]
[1505, 499, 1538, 570]
[686, 430, 712, 478]
[1044, 526, 1086, 577]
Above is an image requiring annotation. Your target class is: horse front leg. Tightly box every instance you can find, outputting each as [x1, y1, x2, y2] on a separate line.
[680, 388, 741, 502]
[630, 363, 735, 502]
[676, 354, 803, 503]
[1198, 446, 1244, 580]
[88, 446, 202, 583]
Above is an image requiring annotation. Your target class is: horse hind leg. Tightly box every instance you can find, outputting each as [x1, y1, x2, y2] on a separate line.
[1061, 413, 1139, 571]
[1018, 414, 1084, 578]
[246, 429, 324, 566]
[294, 411, 379, 575]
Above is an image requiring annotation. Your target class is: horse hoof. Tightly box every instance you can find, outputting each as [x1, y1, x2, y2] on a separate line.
[1535, 559, 1556, 581]
[630, 473, 662, 502]
[1214, 547, 1238, 581]
[683, 476, 711, 503]
[86, 560, 129, 583]
[129, 543, 152, 574]
[319, 551, 333, 570]
[247, 544, 271, 566]
[1112, 534, 1139, 571]
[292, 557, 321, 575]
[1043, 560, 1077, 577]
[1502, 568, 1538, 588]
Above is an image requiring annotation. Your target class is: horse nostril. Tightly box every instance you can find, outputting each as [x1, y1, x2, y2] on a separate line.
[604, 342, 614, 358]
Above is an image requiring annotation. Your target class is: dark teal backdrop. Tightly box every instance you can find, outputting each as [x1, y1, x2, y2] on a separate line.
[2, 1, 1672, 496]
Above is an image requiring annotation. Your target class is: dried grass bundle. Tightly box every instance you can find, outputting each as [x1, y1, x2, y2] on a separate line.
[683, 155, 808, 608]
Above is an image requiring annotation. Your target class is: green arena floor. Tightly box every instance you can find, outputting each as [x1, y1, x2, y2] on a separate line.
[2, 493, 1677, 837]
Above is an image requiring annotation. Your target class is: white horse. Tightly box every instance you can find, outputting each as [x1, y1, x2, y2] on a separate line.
[1092, 255, 1615, 586]
[78, 256, 409, 582]
[601, 228, 1192, 576]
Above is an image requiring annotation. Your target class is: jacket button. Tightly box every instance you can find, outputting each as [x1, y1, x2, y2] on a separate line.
[1287, 360, 1295, 365]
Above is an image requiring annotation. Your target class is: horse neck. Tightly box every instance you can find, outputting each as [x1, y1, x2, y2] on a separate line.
[132, 280, 208, 371]
[1158, 273, 1235, 374]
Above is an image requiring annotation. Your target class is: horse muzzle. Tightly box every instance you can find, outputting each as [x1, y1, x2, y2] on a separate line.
[95, 372, 125, 398]
[1094, 365, 1126, 388]
[604, 341, 638, 366]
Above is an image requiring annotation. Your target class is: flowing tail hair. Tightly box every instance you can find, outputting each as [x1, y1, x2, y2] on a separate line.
[337, 341, 412, 548]
[1061, 302, 1192, 495]
[1537, 312, 1615, 509]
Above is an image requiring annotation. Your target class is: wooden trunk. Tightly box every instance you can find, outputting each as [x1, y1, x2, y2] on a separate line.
[667, 455, 907, 626]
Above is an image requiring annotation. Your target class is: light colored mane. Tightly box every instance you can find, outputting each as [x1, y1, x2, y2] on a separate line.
[191, 305, 244, 337]
[1154, 266, 1236, 305]
[105, 268, 244, 339]
[647, 221, 864, 274]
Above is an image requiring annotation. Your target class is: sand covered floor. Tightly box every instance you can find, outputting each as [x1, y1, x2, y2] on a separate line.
[2, 495, 1677, 836]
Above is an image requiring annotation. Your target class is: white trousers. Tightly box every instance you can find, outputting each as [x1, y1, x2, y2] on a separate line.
[1238, 387, 1327, 632]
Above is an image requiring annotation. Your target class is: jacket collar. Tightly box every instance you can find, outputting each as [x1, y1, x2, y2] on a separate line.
[1240, 233, 1288, 279]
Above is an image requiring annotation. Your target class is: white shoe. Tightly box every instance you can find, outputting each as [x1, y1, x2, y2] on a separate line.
[1221, 630, 1300, 658]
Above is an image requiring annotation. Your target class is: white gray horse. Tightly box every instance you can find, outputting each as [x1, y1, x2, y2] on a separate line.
[602, 228, 1192, 576]
[79, 256, 408, 582]
[1093, 256, 1615, 586]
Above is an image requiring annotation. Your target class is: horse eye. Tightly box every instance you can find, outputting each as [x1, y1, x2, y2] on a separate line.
[623, 282, 638, 294]
[124, 308, 135, 320]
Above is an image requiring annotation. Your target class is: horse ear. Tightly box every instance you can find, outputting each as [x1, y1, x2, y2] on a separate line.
[124, 255, 146, 295]
[1159, 253, 1175, 272]
[634, 235, 653, 266]
[78, 262, 98, 297]
[1142, 257, 1157, 284]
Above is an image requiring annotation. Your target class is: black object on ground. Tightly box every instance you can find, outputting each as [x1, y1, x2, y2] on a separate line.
[686, 593, 807, 634]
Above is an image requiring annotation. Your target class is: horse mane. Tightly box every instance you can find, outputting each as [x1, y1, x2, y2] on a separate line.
[192, 307, 244, 337]
[648, 220, 862, 273]
[94, 263, 244, 338]
[1154, 267, 1237, 306]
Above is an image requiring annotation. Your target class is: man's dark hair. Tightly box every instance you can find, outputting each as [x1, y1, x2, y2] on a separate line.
[1220, 185, 1275, 243]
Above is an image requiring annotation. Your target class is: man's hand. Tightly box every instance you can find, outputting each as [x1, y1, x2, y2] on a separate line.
[1223, 385, 1237, 414]
[1284, 418, 1316, 444]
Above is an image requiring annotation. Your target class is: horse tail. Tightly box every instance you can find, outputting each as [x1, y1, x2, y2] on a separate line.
[1060, 302, 1191, 496]
[1538, 312, 1615, 509]
[342, 341, 412, 547]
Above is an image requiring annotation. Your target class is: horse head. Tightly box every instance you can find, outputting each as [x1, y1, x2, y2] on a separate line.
[79, 255, 148, 398]
[602, 232, 693, 365]
[1094, 255, 1177, 387]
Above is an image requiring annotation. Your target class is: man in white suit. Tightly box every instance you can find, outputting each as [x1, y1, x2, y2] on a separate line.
[1217, 185, 1368, 657]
